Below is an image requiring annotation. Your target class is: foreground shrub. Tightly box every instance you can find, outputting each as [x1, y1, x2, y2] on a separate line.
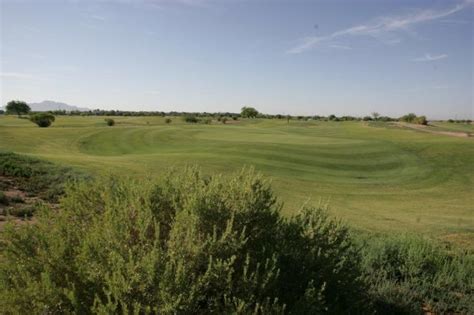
[29, 113, 55, 127]
[359, 235, 474, 314]
[0, 167, 370, 314]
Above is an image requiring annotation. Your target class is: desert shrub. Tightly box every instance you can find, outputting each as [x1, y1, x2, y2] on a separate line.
[183, 115, 198, 123]
[104, 118, 115, 126]
[0, 191, 8, 205]
[7, 205, 35, 218]
[29, 113, 55, 127]
[0, 167, 370, 314]
[222, 117, 228, 124]
[0, 152, 88, 202]
[165, 118, 172, 124]
[9, 195, 24, 203]
[359, 235, 474, 314]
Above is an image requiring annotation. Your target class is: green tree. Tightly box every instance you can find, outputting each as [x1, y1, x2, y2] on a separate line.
[5, 100, 31, 117]
[29, 113, 55, 127]
[241, 106, 259, 118]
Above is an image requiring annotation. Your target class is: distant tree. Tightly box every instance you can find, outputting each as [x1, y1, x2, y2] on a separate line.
[6, 100, 31, 117]
[165, 118, 172, 124]
[30, 113, 55, 127]
[363, 116, 373, 121]
[328, 114, 336, 121]
[400, 113, 417, 123]
[0, 109, 4, 115]
[104, 118, 115, 126]
[414, 116, 428, 125]
[222, 117, 228, 124]
[241, 106, 259, 118]
[372, 112, 380, 120]
[183, 115, 198, 123]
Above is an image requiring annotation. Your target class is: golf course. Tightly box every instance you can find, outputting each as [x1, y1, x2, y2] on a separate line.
[1, 115, 472, 245]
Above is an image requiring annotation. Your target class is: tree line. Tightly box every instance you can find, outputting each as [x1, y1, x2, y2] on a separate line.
[2, 100, 471, 126]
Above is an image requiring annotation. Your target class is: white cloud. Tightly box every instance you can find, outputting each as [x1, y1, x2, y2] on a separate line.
[412, 53, 448, 62]
[288, 0, 473, 54]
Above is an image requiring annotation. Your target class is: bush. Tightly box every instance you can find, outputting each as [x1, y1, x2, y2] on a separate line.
[359, 235, 474, 314]
[0, 191, 8, 205]
[165, 118, 172, 124]
[222, 117, 228, 124]
[29, 113, 55, 127]
[10, 195, 24, 203]
[7, 205, 35, 218]
[414, 116, 427, 125]
[0, 167, 370, 314]
[104, 118, 115, 126]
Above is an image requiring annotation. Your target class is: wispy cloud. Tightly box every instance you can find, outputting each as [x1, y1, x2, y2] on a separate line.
[328, 44, 352, 50]
[0, 72, 35, 79]
[288, 0, 473, 54]
[87, 14, 106, 21]
[412, 53, 448, 62]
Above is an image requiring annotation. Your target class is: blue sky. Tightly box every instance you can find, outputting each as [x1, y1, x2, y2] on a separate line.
[1, 0, 473, 119]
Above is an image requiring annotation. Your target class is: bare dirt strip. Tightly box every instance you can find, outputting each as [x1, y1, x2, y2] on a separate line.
[395, 122, 471, 138]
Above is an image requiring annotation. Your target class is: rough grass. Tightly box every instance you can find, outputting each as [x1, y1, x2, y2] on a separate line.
[0, 151, 88, 202]
[0, 116, 473, 246]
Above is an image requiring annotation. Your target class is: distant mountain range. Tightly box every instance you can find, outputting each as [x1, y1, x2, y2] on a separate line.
[27, 100, 90, 112]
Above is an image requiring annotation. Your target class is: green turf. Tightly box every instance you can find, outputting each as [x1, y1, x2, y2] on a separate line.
[1, 115, 473, 245]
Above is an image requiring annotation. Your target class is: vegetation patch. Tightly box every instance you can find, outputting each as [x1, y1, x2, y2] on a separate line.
[0, 152, 88, 202]
[0, 166, 472, 314]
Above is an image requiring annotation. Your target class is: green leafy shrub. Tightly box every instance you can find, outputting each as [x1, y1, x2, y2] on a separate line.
[165, 118, 172, 124]
[29, 113, 55, 127]
[359, 235, 474, 314]
[0, 167, 370, 314]
[222, 117, 228, 124]
[104, 118, 115, 126]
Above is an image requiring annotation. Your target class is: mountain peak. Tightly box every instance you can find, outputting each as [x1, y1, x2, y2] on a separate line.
[28, 100, 90, 112]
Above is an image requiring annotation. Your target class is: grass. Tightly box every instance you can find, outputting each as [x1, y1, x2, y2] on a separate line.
[0, 115, 473, 246]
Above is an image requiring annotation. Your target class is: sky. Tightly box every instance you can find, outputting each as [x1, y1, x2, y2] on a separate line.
[1, 0, 473, 119]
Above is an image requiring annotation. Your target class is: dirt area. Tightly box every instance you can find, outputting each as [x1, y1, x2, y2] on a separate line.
[395, 122, 471, 138]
